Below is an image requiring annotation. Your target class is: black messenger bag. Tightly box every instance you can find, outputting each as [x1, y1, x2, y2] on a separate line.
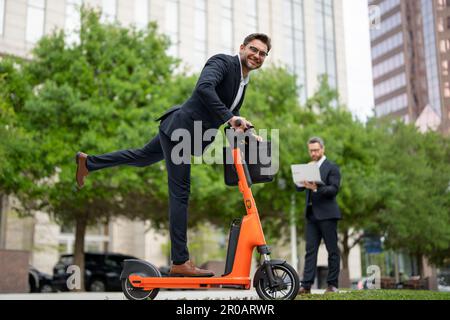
[223, 139, 274, 186]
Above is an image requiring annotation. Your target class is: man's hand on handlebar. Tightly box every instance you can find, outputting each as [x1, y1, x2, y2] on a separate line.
[228, 116, 263, 141]
[228, 116, 252, 132]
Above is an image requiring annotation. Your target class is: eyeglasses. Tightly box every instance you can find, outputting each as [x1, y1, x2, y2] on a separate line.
[248, 45, 269, 58]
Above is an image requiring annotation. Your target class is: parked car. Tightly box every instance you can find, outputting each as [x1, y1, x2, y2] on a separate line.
[52, 252, 137, 292]
[29, 265, 54, 293]
[438, 269, 450, 292]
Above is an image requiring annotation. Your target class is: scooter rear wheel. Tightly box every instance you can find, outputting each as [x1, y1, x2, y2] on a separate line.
[255, 263, 299, 300]
[122, 276, 159, 300]
[121, 264, 161, 300]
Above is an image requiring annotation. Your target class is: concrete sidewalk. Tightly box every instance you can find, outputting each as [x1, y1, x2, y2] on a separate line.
[0, 289, 325, 300]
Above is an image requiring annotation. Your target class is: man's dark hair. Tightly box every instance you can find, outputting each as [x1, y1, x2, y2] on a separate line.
[243, 33, 272, 52]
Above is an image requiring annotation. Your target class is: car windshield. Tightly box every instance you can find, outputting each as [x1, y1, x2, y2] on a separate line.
[105, 255, 127, 268]
[60, 256, 74, 265]
[86, 254, 105, 265]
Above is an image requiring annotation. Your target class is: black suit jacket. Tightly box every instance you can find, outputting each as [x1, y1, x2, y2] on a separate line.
[156, 54, 246, 155]
[296, 159, 342, 220]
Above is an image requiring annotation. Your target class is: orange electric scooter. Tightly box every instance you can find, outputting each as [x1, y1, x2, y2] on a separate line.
[120, 122, 300, 300]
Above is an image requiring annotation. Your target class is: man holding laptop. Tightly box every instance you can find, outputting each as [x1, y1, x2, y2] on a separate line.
[292, 137, 342, 294]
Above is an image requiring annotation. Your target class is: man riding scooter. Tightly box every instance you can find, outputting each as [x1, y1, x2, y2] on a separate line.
[75, 33, 271, 277]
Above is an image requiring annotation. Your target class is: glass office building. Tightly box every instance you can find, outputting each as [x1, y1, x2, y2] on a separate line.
[369, 0, 450, 135]
[0, 0, 348, 105]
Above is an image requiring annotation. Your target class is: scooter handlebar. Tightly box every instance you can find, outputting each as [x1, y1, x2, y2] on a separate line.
[232, 119, 254, 132]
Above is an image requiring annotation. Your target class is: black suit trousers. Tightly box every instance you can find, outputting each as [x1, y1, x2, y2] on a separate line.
[302, 206, 340, 289]
[85, 129, 190, 264]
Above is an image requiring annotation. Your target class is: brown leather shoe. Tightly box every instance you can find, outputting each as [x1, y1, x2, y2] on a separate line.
[169, 260, 215, 277]
[325, 285, 339, 293]
[298, 287, 311, 295]
[75, 152, 89, 189]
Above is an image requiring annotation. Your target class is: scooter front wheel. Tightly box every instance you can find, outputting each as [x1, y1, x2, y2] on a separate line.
[255, 262, 300, 300]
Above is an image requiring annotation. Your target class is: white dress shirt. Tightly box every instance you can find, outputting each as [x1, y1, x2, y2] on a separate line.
[316, 155, 327, 168]
[312, 156, 326, 193]
[230, 55, 250, 112]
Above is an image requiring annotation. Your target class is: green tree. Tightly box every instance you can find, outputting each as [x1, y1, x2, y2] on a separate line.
[15, 8, 191, 290]
[276, 76, 402, 286]
[310, 96, 450, 283]
[377, 121, 450, 273]
[0, 59, 51, 223]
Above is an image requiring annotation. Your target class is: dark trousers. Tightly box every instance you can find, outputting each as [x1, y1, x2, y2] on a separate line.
[301, 206, 340, 289]
[86, 129, 190, 264]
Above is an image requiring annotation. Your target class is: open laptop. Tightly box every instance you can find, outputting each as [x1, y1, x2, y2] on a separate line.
[291, 163, 324, 187]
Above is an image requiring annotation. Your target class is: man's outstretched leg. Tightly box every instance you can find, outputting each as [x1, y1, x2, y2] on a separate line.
[75, 134, 164, 188]
[76, 129, 214, 276]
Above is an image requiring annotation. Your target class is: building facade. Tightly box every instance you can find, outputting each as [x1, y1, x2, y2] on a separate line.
[367, 0, 443, 287]
[0, 0, 348, 102]
[369, 0, 450, 135]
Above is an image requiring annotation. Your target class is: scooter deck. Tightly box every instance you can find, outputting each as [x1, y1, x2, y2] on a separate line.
[128, 275, 251, 290]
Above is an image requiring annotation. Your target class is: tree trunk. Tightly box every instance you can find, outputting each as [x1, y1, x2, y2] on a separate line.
[339, 230, 351, 289]
[416, 253, 424, 277]
[0, 193, 8, 249]
[74, 212, 88, 292]
[419, 254, 438, 290]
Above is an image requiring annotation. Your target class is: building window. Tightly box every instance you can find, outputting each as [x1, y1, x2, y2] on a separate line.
[101, 0, 117, 23]
[194, 0, 207, 69]
[0, 0, 5, 36]
[441, 39, 450, 52]
[370, 11, 402, 41]
[245, 0, 258, 34]
[283, 0, 307, 102]
[59, 223, 110, 254]
[26, 0, 46, 43]
[375, 93, 408, 116]
[378, 0, 401, 16]
[442, 60, 449, 76]
[220, 0, 233, 54]
[371, 31, 403, 60]
[316, 0, 337, 89]
[444, 87, 450, 98]
[372, 51, 405, 79]
[65, 0, 82, 45]
[373, 72, 406, 98]
[283, 0, 295, 69]
[421, 0, 442, 116]
[135, 0, 149, 29]
[165, 0, 179, 57]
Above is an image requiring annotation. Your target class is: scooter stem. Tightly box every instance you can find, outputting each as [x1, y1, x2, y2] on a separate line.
[232, 147, 258, 216]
